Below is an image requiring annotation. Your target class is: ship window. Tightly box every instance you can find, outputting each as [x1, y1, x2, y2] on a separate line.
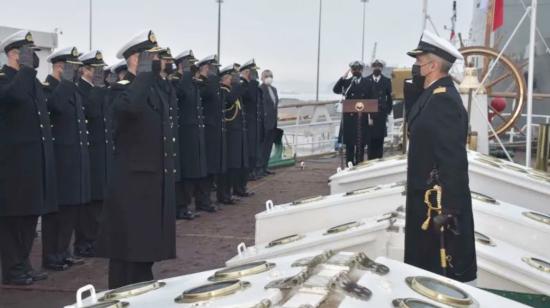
[405, 276, 474, 307]
[100, 280, 165, 301]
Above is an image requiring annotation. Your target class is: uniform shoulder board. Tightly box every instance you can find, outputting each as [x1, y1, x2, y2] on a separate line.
[433, 87, 447, 94]
[168, 74, 180, 81]
[117, 80, 130, 85]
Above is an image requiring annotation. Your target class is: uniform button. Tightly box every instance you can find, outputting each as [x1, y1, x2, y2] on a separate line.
[173, 169, 177, 174]
[173, 153, 177, 157]
[80, 141, 83, 146]
[42, 137, 45, 141]
[164, 169, 168, 173]
[163, 137, 167, 141]
[37, 111, 41, 116]
[164, 153, 168, 157]
[106, 140, 109, 144]
[40, 124, 44, 128]
[77, 119, 81, 123]
[87, 142, 90, 146]
[51, 124, 54, 128]
[172, 138, 176, 142]
[104, 117, 107, 122]
[86, 131, 90, 135]
[52, 137, 56, 141]
[48, 112, 51, 116]
[105, 129, 108, 133]
[85, 120, 89, 124]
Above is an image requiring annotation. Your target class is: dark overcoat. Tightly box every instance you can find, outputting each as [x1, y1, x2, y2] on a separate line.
[45, 77, 91, 206]
[404, 76, 477, 282]
[96, 72, 176, 262]
[172, 72, 207, 179]
[0, 65, 57, 216]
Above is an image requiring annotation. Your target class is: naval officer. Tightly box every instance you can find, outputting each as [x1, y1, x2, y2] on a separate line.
[365, 59, 393, 159]
[171, 50, 207, 219]
[0, 30, 56, 285]
[332, 61, 374, 165]
[404, 30, 476, 283]
[42, 46, 90, 270]
[74, 50, 109, 257]
[96, 30, 176, 288]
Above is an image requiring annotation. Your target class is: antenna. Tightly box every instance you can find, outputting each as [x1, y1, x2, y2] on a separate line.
[370, 42, 377, 65]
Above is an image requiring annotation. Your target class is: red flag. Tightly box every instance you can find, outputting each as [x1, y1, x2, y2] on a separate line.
[493, 0, 504, 31]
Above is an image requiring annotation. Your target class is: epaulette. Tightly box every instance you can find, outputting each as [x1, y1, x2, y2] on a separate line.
[168, 74, 180, 81]
[433, 87, 447, 94]
[117, 80, 130, 85]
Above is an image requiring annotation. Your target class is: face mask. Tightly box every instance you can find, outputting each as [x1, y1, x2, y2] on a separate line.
[164, 62, 174, 75]
[411, 64, 425, 89]
[32, 52, 40, 69]
[61, 63, 78, 82]
[152, 60, 161, 75]
[264, 77, 273, 85]
[373, 69, 381, 76]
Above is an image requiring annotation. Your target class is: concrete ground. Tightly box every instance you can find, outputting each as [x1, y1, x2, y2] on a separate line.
[0, 155, 339, 308]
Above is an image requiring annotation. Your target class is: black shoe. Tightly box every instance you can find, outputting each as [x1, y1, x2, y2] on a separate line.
[74, 245, 95, 258]
[265, 169, 275, 175]
[234, 191, 255, 197]
[2, 274, 33, 286]
[27, 270, 48, 281]
[64, 256, 85, 266]
[220, 199, 237, 205]
[43, 262, 69, 271]
[198, 205, 218, 213]
[177, 209, 198, 220]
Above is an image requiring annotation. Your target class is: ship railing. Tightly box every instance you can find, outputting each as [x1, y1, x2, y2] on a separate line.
[499, 113, 550, 144]
[277, 100, 403, 158]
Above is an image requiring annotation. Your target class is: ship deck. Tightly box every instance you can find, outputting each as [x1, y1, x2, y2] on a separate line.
[0, 154, 340, 308]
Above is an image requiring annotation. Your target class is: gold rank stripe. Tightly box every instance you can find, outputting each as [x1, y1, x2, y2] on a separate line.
[433, 87, 447, 94]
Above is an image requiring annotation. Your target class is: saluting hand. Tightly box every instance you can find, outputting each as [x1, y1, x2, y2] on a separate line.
[342, 69, 351, 79]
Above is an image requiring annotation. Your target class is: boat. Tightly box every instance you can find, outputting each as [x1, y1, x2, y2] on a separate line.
[328, 152, 550, 214]
[64, 250, 529, 308]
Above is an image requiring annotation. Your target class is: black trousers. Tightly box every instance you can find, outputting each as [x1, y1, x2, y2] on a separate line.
[108, 259, 153, 289]
[231, 168, 249, 195]
[262, 128, 276, 170]
[216, 173, 231, 202]
[74, 200, 102, 252]
[41, 205, 79, 265]
[345, 143, 365, 166]
[0, 216, 38, 281]
[367, 138, 384, 160]
[177, 178, 211, 211]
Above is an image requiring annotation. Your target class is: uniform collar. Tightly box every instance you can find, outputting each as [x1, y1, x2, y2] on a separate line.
[46, 74, 60, 88]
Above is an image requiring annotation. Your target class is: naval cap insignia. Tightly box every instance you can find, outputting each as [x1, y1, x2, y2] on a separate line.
[355, 101, 365, 112]
[148, 31, 157, 43]
[72, 47, 79, 57]
[96, 52, 103, 60]
[25, 32, 33, 42]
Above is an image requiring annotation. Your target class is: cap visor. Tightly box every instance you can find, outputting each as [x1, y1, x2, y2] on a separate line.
[407, 49, 424, 58]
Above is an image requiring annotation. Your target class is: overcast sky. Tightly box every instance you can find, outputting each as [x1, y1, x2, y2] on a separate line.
[2, 0, 474, 98]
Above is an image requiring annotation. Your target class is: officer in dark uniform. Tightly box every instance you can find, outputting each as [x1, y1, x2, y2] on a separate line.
[332, 61, 374, 165]
[110, 60, 128, 83]
[365, 59, 392, 159]
[0, 30, 55, 285]
[217, 64, 242, 204]
[96, 30, 177, 289]
[260, 69, 278, 176]
[239, 59, 263, 181]
[197, 55, 224, 212]
[171, 50, 206, 219]
[228, 64, 252, 197]
[42, 46, 90, 270]
[404, 30, 476, 283]
[74, 50, 108, 257]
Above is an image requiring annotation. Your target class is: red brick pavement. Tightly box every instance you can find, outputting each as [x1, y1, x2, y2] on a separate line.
[0, 155, 338, 308]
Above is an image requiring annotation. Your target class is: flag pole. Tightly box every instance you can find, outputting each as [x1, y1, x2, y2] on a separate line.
[526, 0, 538, 167]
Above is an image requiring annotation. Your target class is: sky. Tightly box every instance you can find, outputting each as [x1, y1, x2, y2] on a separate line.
[2, 0, 474, 98]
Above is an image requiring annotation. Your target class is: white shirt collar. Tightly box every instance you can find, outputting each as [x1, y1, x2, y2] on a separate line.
[82, 77, 94, 87]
